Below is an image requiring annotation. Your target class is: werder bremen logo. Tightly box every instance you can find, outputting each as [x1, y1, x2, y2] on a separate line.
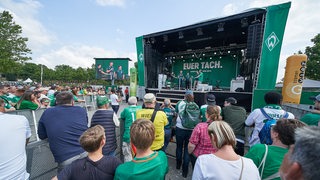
[265, 32, 279, 51]
[139, 52, 144, 62]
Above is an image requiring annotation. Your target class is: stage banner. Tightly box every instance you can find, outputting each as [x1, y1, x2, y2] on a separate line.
[282, 54, 307, 104]
[257, 2, 291, 89]
[130, 67, 137, 97]
[136, 36, 145, 86]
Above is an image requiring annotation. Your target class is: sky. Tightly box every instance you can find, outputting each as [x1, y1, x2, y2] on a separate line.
[0, 0, 319, 82]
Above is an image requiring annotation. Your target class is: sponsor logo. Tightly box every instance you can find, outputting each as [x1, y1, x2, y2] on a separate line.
[265, 32, 279, 51]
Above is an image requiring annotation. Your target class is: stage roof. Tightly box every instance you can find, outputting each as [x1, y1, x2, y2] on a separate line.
[142, 8, 266, 54]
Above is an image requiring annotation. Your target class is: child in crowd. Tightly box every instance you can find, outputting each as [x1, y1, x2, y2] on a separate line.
[53, 125, 122, 180]
[114, 119, 168, 180]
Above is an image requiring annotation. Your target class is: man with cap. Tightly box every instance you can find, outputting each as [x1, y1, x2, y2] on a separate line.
[222, 97, 247, 155]
[200, 93, 220, 122]
[91, 96, 119, 156]
[136, 93, 168, 151]
[120, 96, 142, 162]
[300, 94, 320, 126]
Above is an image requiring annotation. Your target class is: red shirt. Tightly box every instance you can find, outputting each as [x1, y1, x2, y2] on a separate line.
[189, 122, 217, 157]
[124, 89, 129, 95]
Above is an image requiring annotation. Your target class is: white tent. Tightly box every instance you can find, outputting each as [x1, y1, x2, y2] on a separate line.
[23, 78, 33, 84]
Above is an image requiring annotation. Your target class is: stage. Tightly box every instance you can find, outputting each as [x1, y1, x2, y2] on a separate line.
[146, 88, 253, 112]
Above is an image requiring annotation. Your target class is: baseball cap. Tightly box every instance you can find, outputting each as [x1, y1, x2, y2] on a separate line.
[96, 96, 111, 106]
[185, 90, 193, 95]
[225, 97, 237, 105]
[207, 94, 216, 102]
[143, 93, 156, 103]
[310, 94, 320, 102]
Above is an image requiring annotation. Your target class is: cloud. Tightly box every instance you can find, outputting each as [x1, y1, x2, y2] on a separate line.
[222, 3, 238, 16]
[33, 44, 136, 70]
[96, 0, 125, 7]
[0, 0, 55, 51]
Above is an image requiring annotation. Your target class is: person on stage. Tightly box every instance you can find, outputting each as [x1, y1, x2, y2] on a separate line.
[106, 62, 115, 85]
[185, 73, 191, 90]
[177, 70, 184, 90]
[194, 70, 203, 90]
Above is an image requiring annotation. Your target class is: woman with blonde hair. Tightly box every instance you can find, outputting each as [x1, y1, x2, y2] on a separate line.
[192, 121, 260, 180]
[188, 105, 221, 168]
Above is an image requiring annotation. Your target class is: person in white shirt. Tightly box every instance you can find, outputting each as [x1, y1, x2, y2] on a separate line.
[0, 99, 32, 180]
[245, 91, 294, 147]
[192, 121, 260, 180]
[110, 89, 121, 114]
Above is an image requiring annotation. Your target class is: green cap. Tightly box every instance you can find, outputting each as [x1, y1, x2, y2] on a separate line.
[96, 96, 111, 107]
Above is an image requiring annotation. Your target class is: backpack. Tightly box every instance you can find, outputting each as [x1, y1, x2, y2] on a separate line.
[179, 101, 200, 129]
[258, 108, 289, 145]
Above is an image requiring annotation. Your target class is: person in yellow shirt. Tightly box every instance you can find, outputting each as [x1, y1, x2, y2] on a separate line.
[136, 93, 168, 151]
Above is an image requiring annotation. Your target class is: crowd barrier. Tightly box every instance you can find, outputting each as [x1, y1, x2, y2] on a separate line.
[5, 94, 123, 180]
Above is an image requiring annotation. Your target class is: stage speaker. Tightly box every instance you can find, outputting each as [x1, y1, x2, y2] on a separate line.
[246, 23, 263, 59]
[244, 80, 253, 92]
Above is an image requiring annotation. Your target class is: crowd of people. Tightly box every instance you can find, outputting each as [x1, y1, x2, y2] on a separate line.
[0, 83, 320, 179]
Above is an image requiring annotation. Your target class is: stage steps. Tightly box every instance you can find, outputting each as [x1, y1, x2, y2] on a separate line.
[154, 90, 186, 106]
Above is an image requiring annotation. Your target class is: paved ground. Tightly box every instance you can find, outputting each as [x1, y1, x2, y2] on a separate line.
[94, 100, 194, 179]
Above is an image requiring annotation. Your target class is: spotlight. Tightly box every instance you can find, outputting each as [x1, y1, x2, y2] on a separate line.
[203, 53, 205, 56]
[196, 28, 203, 36]
[210, 57, 212, 59]
[163, 35, 168, 42]
[219, 56, 222, 59]
[228, 51, 230, 54]
[179, 32, 184, 39]
[217, 22, 225, 32]
[241, 18, 248, 28]
[150, 37, 155, 44]
[181, 56, 183, 58]
[214, 52, 217, 55]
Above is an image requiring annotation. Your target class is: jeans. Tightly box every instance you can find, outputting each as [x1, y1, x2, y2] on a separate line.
[111, 105, 119, 114]
[163, 128, 172, 152]
[175, 127, 192, 175]
[57, 152, 88, 173]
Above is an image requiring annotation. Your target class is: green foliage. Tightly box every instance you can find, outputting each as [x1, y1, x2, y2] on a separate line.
[0, 11, 31, 73]
[304, 34, 320, 80]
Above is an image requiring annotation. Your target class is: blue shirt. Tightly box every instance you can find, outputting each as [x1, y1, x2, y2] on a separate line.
[38, 105, 88, 163]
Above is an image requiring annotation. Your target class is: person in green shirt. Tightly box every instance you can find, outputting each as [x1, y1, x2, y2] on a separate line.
[114, 119, 168, 180]
[15, 90, 40, 110]
[300, 94, 320, 126]
[0, 85, 15, 111]
[245, 119, 305, 180]
[120, 96, 142, 162]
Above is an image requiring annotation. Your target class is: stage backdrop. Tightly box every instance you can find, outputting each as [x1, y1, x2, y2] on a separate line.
[94, 58, 130, 80]
[171, 55, 240, 88]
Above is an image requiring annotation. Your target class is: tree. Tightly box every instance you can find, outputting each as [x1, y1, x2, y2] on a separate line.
[304, 34, 320, 80]
[0, 11, 32, 74]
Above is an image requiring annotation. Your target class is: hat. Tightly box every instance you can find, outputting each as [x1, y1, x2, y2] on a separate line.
[17, 85, 26, 91]
[96, 96, 111, 106]
[225, 97, 237, 105]
[38, 87, 49, 91]
[29, 86, 36, 91]
[310, 94, 320, 102]
[143, 93, 156, 103]
[185, 90, 193, 95]
[207, 94, 216, 102]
